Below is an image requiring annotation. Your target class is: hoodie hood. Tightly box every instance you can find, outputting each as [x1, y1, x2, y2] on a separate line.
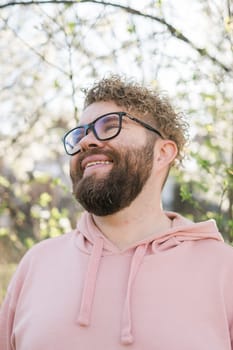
[75, 211, 223, 345]
[75, 211, 223, 254]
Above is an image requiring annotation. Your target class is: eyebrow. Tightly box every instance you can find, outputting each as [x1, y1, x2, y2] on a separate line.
[77, 113, 120, 128]
[76, 120, 90, 128]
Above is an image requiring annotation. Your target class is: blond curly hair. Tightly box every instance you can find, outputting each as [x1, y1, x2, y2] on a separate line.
[83, 75, 189, 163]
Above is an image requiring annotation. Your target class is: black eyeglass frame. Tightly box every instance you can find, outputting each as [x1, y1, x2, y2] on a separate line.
[63, 111, 164, 156]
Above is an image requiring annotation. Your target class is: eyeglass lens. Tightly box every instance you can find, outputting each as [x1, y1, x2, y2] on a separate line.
[64, 113, 121, 155]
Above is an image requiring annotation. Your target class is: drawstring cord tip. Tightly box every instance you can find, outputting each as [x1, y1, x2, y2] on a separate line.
[77, 315, 89, 327]
[121, 332, 134, 345]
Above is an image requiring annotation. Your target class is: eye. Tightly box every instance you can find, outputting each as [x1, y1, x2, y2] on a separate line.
[104, 123, 119, 131]
[71, 128, 84, 145]
[96, 115, 120, 134]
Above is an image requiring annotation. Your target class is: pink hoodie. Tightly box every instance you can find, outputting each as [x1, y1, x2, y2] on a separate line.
[1, 211, 233, 349]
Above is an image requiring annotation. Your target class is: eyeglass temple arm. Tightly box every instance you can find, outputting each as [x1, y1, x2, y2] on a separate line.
[126, 115, 164, 139]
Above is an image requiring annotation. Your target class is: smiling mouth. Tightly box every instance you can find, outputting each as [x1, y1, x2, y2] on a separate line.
[85, 160, 113, 170]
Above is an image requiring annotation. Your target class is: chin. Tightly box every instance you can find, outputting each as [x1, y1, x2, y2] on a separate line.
[83, 165, 113, 178]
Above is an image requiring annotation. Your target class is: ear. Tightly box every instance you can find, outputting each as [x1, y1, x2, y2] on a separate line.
[154, 139, 178, 169]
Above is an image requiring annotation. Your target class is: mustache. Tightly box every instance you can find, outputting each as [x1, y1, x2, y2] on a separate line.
[78, 148, 117, 164]
[73, 148, 119, 176]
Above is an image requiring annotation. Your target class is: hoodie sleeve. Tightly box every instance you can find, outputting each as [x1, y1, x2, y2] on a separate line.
[0, 250, 32, 350]
[222, 248, 233, 349]
[0, 292, 15, 350]
[229, 291, 233, 349]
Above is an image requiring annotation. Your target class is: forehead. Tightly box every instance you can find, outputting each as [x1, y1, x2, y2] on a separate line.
[79, 101, 126, 125]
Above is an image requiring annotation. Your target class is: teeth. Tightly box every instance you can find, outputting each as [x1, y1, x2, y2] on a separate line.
[86, 161, 112, 169]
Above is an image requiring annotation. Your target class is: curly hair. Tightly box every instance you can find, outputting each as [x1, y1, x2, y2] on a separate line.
[83, 75, 189, 163]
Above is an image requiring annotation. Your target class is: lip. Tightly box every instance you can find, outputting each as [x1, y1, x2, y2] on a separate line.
[81, 155, 113, 171]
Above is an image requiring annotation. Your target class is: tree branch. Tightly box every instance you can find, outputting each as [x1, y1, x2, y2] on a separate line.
[0, 1, 76, 8]
[0, 0, 232, 74]
[5, 20, 69, 76]
[227, 0, 232, 17]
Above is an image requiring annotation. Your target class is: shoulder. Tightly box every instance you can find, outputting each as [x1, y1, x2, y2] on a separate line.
[195, 238, 233, 260]
[19, 231, 79, 271]
[217, 240, 233, 270]
[27, 230, 75, 256]
[194, 239, 233, 278]
[6, 231, 76, 296]
[201, 239, 233, 257]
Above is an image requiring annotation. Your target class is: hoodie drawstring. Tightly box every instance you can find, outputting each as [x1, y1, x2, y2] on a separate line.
[121, 243, 148, 345]
[77, 237, 104, 326]
[77, 238, 148, 345]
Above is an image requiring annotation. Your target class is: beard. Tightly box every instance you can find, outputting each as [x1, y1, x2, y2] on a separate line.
[70, 139, 155, 216]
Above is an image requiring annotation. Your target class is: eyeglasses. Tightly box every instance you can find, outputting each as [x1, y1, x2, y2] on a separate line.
[63, 111, 163, 156]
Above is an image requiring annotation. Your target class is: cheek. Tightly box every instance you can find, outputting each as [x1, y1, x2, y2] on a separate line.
[116, 130, 147, 148]
[70, 158, 75, 171]
[70, 156, 81, 175]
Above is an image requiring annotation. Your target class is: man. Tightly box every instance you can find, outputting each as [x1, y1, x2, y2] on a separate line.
[1, 75, 233, 349]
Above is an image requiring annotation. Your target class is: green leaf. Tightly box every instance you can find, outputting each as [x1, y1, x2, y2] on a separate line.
[180, 184, 192, 202]
[67, 22, 76, 34]
[0, 176, 10, 188]
[24, 237, 35, 249]
[54, 79, 60, 89]
[127, 24, 136, 34]
[39, 193, 52, 207]
[0, 228, 9, 236]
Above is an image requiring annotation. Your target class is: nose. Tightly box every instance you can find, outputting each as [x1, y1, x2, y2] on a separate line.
[78, 129, 104, 152]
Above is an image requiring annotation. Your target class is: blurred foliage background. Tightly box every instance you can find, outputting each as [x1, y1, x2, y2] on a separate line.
[0, 0, 232, 301]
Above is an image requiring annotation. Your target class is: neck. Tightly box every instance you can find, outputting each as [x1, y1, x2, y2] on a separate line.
[92, 189, 171, 250]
